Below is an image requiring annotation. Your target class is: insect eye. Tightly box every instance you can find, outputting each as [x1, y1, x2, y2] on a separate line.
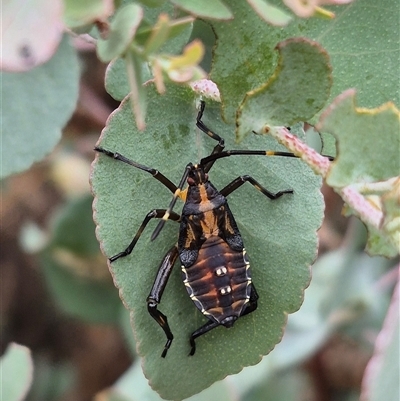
[187, 177, 195, 186]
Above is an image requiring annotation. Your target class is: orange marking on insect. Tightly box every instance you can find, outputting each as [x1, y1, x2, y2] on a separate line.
[199, 210, 219, 236]
[198, 185, 217, 212]
[179, 188, 188, 201]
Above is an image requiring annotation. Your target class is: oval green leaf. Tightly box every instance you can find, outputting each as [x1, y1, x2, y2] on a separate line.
[91, 83, 324, 399]
[1, 36, 80, 179]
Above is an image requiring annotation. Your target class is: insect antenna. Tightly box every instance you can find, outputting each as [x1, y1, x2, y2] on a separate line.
[200, 149, 334, 167]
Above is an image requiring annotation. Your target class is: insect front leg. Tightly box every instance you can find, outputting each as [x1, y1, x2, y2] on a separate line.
[108, 209, 180, 262]
[147, 245, 180, 358]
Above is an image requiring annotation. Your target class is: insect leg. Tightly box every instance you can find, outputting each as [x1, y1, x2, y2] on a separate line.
[196, 101, 225, 172]
[109, 209, 180, 262]
[188, 319, 220, 356]
[147, 245, 180, 358]
[241, 283, 259, 316]
[95, 146, 178, 194]
[220, 175, 293, 200]
[200, 148, 334, 167]
[151, 163, 192, 241]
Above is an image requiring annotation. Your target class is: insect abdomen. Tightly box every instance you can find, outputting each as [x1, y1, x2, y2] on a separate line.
[181, 235, 251, 325]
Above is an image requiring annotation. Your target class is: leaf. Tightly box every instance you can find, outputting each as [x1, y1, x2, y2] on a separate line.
[64, 0, 114, 29]
[319, 92, 399, 188]
[41, 255, 122, 323]
[317, 89, 400, 257]
[142, 14, 173, 56]
[228, 220, 393, 399]
[96, 360, 234, 401]
[105, 4, 194, 101]
[1, 343, 33, 401]
[247, 0, 293, 26]
[210, 0, 399, 122]
[1, 36, 80, 179]
[91, 83, 324, 399]
[41, 195, 121, 323]
[361, 280, 400, 401]
[96, 3, 143, 62]
[170, 0, 233, 20]
[210, 1, 281, 121]
[1, 0, 64, 71]
[303, 0, 400, 109]
[140, 15, 194, 57]
[138, 0, 165, 7]
[237, 37, 332, 141]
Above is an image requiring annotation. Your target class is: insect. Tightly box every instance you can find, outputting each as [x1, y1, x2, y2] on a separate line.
[95, 101, 299, 357]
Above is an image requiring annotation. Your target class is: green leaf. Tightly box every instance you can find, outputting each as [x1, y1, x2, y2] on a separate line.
[170, 0, 233, 20]
[141, 16, 195, 56]
[42, 195, 121, 323]
[50, 195, 100, 255]
[138, 0, 165, 7]
[319, 92, 399, 188]
[64, 0, 113, 29]
[237, 38, 332, 141]
[317, 89, 400, 257]
[210, 0, 399, 122]
[105, 57, 151, 102]
[99, 360, 234, 401]
[303, 0, 400, 109]
[210, 1, 280, 121]
[1, 343, 33, 401]
[247, 0, 292, 26]
[41, 255, 122, 323]
[228, 221, 393, 399]
[1, 36, 80, 178]
[105, 4, 193, 101]
[142, 14, 171, 56]
[91, 83, 324, 399]
[189, 19, 216, 72]
[97, 4, 143, 62]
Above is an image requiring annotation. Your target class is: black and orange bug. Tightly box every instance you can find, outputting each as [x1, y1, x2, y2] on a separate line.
[95, 101, 300, 357]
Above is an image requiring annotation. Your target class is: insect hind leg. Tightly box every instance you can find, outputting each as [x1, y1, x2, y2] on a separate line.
[147, 245, 180, 358]
[188, 284, 259, 356]
[189, 319, 220, 356]
[241, 283, 259, 317]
